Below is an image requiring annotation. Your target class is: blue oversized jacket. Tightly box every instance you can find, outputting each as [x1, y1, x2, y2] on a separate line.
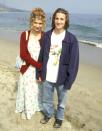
[37, 29, 79, 90]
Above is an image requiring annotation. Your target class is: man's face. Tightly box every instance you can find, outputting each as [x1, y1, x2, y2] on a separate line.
[54, 12, 66, 31]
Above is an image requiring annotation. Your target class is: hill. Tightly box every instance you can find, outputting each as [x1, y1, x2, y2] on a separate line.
[0, 3, 25, 12]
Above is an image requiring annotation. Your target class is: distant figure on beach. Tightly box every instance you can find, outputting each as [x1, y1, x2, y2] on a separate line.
[38, 8, 79, 128]
[15, 8, 46, 120]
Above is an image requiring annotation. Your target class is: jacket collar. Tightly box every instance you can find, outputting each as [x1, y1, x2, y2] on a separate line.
[46, 29, 71, 44]
[63, 30, 71, 44]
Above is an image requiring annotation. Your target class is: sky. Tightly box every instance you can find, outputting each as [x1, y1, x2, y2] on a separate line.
[1, 0, 102, 14]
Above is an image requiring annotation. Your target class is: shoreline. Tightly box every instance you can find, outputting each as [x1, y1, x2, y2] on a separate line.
[79, 39, 102, 48]
[0, 38, 102, 131]
[79, 42, 102, 67]
[0, 28, 102, 48]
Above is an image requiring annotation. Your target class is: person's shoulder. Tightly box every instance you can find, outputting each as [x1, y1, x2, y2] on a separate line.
[41, 30, 52, 40]
[67, 31, 77, 39]
[21, 30, 26, 36]
[67, 31, 78, 43]
[44, 29, 53, 36]
[20, 30, 29, 40]
[21, 30, 30, 34]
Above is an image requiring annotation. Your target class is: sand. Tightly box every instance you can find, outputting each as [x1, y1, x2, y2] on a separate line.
[0, 38, 102, 131]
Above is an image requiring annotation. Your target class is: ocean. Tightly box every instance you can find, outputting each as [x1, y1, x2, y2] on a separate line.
[0, 11, 102, 48]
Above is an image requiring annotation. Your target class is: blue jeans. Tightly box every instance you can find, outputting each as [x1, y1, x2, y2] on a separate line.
[42, 80, 68, 120]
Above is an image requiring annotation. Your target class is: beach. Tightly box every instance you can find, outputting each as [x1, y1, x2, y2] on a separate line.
[0, 37, 102, 131]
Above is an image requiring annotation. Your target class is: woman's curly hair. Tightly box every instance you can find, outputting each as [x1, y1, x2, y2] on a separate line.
[30, 8, 46, 31]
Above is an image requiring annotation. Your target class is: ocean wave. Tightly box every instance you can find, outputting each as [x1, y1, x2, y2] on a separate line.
[70, 24, 97, 32]
[79, 39, 102, 48]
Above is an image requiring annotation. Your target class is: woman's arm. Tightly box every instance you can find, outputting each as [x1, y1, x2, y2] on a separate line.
[20, 32, 42, 69]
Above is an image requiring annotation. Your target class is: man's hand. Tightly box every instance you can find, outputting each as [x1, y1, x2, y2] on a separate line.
[36, 77, 42, 83]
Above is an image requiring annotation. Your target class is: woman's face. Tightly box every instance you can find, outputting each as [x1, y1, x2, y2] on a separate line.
[31, 18, 43, 33]
[54, 12, 66, 31]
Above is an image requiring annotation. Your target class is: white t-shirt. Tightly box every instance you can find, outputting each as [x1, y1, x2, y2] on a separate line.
[46, 30, 65, 83]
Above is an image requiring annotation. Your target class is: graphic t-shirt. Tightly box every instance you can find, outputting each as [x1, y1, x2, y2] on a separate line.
[46, 30, 65, 82]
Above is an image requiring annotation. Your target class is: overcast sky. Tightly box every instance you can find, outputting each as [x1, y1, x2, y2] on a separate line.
[1, 0, 102, 14]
